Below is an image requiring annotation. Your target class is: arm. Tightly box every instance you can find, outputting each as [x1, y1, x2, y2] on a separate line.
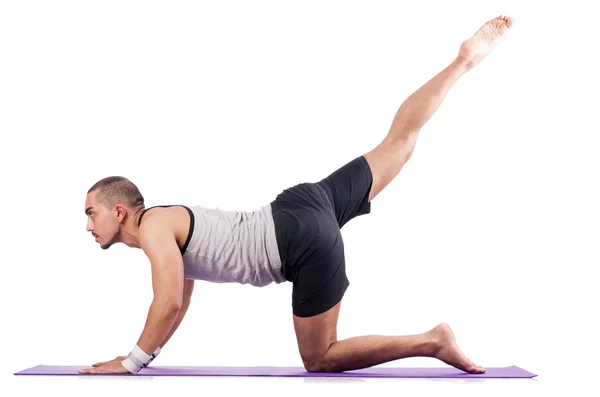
[121, 214, 185, 373]
[158, 279, 195, 349]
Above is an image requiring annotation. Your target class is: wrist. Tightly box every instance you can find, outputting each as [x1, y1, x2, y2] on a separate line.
[120, 345, 162, 374]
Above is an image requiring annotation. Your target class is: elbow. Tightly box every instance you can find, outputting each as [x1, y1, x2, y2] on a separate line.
[167, 300, 183, 312]
[155, 297, 183, 313]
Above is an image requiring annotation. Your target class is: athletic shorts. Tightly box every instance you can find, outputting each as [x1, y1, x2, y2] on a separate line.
[271, 155, 373, 318]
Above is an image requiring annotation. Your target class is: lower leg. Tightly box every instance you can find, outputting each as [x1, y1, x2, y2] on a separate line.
[315, 323, 485, 374]
[317, 332, 435, 372]
[384, 15, 515, 148]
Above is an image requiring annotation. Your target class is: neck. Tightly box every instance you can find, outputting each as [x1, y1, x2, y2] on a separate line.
[133, 207, 145, 228]
[120, 207, 146, 249]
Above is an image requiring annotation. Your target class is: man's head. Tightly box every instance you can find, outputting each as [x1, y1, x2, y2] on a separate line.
[85, 176, 145, 250]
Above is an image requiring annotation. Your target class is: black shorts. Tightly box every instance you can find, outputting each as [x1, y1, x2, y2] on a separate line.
[271, 155, 373, 318]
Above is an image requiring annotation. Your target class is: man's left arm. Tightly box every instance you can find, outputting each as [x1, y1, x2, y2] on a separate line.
[123, 215, 185, 373]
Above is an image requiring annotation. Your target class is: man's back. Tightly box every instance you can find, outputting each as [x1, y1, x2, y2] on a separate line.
[138, 204, 285, 287]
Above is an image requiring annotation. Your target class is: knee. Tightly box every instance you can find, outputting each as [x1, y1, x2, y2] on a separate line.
[302, 351, 338, 373]
[398, 139, 416, 163]
[303, 358, 331, 373]
[378, 137, 416, 166]
[300, 349, 327, 372]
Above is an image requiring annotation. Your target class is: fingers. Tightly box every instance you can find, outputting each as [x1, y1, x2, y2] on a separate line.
[79, 362, 128, 375]
[78, 366, 110, 374]
[92, 360, 112, 367]
[92, 356, 123, 367]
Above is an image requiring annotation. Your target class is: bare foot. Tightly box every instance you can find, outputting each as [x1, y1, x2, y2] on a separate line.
[458, 15, 515, 70]
[429, 323, 486, 374]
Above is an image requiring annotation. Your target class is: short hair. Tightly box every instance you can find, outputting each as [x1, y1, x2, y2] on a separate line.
[88, 176, 145, 210]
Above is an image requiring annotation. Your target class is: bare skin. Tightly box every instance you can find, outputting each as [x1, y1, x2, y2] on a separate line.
[294, 16, 515, 374]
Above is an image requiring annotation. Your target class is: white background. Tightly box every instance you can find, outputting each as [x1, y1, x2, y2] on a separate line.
[1, 0, 598, 395]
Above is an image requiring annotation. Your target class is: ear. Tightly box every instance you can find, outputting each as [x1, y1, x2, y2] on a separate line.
[115, 204, 128, 223]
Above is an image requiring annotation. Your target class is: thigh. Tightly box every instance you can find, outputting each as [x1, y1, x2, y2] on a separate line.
[317, 155, 373, 229]
[290, 225, 348, 367]
[363, 135, 417, 202]
[293, 300, 342, 368]
[290, 221, 348, 318]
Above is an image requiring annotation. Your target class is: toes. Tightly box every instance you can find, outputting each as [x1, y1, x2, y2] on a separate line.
[493, 15, 512, 26]
[497, 15, 514, 28]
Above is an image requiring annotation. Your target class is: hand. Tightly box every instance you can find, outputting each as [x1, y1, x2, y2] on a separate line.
[78, 360, 130, 375]
[92, 355, 127, 367]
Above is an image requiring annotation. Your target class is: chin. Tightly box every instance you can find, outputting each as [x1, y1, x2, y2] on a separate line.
[100, 243, 113, 250]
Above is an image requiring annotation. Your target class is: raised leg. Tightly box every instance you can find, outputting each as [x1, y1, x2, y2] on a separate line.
[364, 15, 514, 202]
[294, 300, 486, 373]
[293, 16, 516, 374]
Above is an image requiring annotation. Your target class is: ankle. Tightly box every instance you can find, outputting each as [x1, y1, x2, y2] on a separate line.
[451, 56, 471, 73]
[424, 331, 442, 357]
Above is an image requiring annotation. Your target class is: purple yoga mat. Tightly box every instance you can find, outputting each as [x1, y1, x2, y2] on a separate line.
[15, 365, 537, 378]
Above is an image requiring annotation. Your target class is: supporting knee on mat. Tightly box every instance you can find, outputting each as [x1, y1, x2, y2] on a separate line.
[302, 342, 339, 373]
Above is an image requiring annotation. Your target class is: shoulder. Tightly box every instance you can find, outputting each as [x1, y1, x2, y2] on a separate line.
[138, 209, 179, 256]
[138, 206, 193, 256]
[139, 207, 176, 232]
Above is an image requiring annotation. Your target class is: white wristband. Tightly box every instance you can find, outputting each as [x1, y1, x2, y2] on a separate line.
[120, 345, 161, 374]
[143, 346, 161, 368]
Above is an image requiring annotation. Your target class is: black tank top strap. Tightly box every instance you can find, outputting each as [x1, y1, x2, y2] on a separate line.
[137, 205, 194, 256]
[137, 205, 175, 227]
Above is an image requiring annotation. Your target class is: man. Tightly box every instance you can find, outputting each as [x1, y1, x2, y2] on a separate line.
[79, 15, 514, 375]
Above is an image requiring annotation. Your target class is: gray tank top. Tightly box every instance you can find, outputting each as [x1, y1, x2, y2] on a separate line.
[138, 204, 285, 287]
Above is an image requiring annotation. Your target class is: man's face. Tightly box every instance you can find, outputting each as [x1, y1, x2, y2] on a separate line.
[84, 191, 119, 250]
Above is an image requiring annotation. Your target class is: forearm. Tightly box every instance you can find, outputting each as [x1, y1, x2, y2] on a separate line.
[135, 300, 181, 356]
[159, 301, 190, 349]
